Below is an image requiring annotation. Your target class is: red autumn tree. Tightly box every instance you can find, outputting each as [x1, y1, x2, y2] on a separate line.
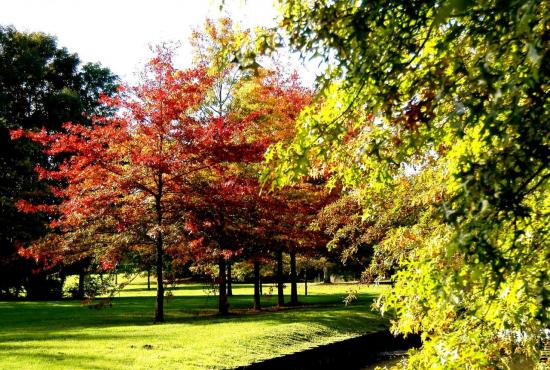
[242, 67, 333, 306]
[209, 59, 332, 308]
[174, 18, 267, 314]
[228, 71, 331, 307]
[10, 46, 243, 322]
[176, 18, 310, 314]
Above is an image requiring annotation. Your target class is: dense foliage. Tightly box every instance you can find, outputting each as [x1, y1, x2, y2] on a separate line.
[5, 4, 548, 366]
[260, 0, 549, 368]
[0, 26, 117, 298]
[183, 19, 329, 312]
[12, 19, 328, 319]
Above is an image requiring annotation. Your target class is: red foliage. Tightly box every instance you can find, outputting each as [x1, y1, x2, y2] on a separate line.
[10, 47, 245, 269]
[178, 64, 332, 267]
[12, 43, 329, 285]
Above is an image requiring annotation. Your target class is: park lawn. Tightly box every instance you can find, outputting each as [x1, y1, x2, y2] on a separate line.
[0, 279, 389, 370]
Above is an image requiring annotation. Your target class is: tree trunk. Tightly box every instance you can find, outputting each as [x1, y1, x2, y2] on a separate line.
[147, 269, 151, 290]
[259, 276, 263, 295]
[323, 266, 331, 283]
[253, 260, 261, 310]
[289, 247, 298, 305]
[78, 270, 85, 298]
[155, 234, 165, 322]
[154, 191, 164, 323]
[218, 256, 228, 315]
[304, 269, 308, 296]
[277, 250, 284, 307]
[227, 261, 233, 296]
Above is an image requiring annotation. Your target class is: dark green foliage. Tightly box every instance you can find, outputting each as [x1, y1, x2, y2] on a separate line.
[0, 26, 118, 298]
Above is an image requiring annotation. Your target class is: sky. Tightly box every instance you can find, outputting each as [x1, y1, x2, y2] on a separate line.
[0, 0, 315, 84]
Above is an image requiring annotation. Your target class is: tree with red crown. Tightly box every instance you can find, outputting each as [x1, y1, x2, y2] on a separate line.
[10, 46, 242, 322]
[176, 18, 316, 314]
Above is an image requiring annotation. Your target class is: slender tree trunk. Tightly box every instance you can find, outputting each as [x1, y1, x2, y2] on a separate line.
[154, 192, 164, 323]
[147, 269, 151, 290]
[290, 247, 298, 305]
[218, 256, 228, 315]
[155, 235, 164, 322]
[276, 250, 284, 307]
[259, 276, 263, 295]
[78, 270, 85, 298]
[304, 269, 308, 296]
[227, 261, 233, 296]
[323, 266, 331, 283]
[253, 260, 261, 310]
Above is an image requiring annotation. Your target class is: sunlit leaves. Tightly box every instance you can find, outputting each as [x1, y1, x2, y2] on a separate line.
[265, 0, 550, 367]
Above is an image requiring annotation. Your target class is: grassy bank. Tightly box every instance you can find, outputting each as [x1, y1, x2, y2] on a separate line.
[0, 279, 388, 369]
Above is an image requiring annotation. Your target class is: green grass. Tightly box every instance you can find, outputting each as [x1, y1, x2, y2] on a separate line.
[0, 277, 389, 369]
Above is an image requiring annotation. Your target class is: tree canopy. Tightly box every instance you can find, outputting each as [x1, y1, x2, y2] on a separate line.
[0, 26, 118, 298]
[4, 5, 549, 367]
[12, 18, 323, 319]
[259, 0, 549, 368]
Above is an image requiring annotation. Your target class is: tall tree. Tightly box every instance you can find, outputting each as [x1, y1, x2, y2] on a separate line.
[12, 47, 223, 322]
[0, 26, 117, 298]
[184, 18, 317, 313]
[185, 18, 267, 314]
[260, 0, 550, 367]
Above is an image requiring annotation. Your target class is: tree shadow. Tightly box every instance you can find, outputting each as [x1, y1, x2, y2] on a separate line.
[0, 287, 388, 369]
[3, 293, 381, 329]
[0, 284, 386, 345]
[0, 344, 120, 370]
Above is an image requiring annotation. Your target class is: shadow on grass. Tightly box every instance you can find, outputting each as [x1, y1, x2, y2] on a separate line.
[0, 344, 115, 370]
[0, 286, 387, 370]
[0, 287, 385, 344]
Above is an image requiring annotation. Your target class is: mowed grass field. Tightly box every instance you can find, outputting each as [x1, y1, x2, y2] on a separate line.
[0, 278, 389, 370]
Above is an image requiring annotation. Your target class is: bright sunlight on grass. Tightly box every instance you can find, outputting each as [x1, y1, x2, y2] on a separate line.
[0, 278, 388, 369]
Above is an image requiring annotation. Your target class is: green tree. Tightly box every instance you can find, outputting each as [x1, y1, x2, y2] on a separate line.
[260, 1, 549, 368]
[313, 166, 446, 284]
[0, 26, 118, 298]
